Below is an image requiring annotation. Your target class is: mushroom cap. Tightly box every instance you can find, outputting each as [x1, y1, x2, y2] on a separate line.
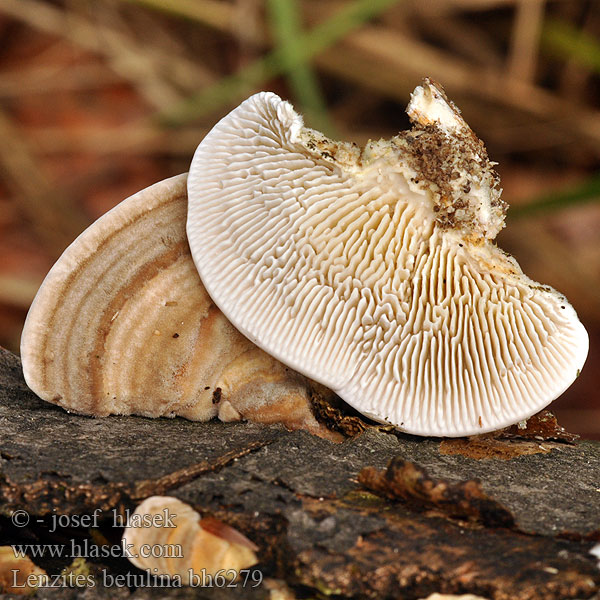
[186, 80, 589, 437]
[122, 496, 258, 584]
[20, 174, 334, 437]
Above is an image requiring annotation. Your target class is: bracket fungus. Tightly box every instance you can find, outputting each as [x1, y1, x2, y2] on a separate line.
[122, 496, 258, 584]
[19, 174, 336, 438]
[187, 78, 589, 437]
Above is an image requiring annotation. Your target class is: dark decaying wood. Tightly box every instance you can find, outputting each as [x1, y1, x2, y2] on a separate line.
[0, 347, 598, 599]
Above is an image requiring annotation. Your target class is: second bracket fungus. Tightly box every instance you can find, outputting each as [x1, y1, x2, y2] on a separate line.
[187, 79, 589, 437]
[20, 174, 336, 439]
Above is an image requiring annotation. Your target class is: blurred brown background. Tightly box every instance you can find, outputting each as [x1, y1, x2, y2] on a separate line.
[0, 0, 598, 437]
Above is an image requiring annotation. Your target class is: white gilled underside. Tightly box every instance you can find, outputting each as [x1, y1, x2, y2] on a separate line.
[187, 79, 589, 437]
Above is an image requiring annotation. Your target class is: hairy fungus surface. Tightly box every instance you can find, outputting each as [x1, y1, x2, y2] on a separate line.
[20, 175, 336, 438]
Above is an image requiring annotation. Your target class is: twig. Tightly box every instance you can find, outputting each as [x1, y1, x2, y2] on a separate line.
[0, 109, 89, 256]
[0, 0, 210, 108]
[507, 0, 545, 82]
[232, 0, 264, 62]
[15, 125, 208, 155]
[0, 275, 41, 308]
[88, 1, 184, 109]
[122, 0, 233, 32]
[105, 1, 217, 88]
[315, 25, 600, 149]
[418, 15, 503, 68]
[0, 64, 121, 98]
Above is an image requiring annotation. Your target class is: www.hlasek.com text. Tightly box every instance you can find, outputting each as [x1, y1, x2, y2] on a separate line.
[12, 538, 180, 560]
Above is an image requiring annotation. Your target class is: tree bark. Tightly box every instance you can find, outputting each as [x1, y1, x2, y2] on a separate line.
[0, 347, 598, 599]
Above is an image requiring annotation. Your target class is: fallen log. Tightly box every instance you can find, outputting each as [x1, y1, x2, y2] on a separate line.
[0, 347, 598, 599]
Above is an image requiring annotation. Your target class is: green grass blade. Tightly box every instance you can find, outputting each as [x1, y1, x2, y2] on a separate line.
[267, 0, 335, 136]
[157, 0, 402, 126]
[542, 19, 600, 73]
[509, 173, 600, 219]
